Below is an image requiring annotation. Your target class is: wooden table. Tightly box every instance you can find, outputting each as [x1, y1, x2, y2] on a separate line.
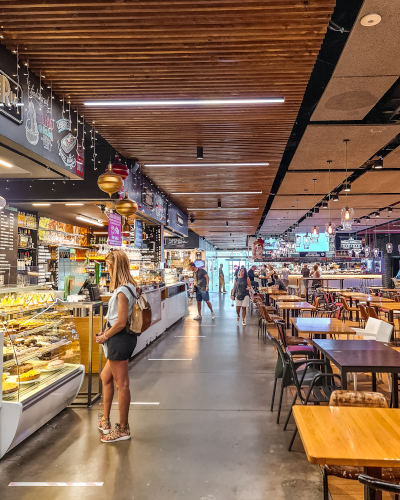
[341, 293, 393, 321]
[259, 288, 288, 305]
[312, 339, 400, 407]
[291, 317, 355, 339]
[293, 405, 400, 500]
[271, 294, 302, 302]
[277, 302, 315, 328]
[369, 302, 400, 323]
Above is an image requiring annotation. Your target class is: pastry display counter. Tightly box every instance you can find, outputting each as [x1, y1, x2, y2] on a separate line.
[0, 285, 84, 459]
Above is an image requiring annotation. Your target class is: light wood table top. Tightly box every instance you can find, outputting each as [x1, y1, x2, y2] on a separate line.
[271, 295, 302, 302]
[293, 406, 400, 467]
[291, 317, 355, 335]
[369, 302, 400, 311]
[277, 302, 315, 310]
[259, 288, 288, 295]
[341, 292, 370, 298]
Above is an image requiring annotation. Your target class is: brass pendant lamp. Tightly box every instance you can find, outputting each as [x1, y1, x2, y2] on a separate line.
[115, 191, 138, 218]
[97, 162, 123, 197]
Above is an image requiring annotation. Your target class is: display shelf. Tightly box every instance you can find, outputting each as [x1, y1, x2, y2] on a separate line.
[3, 340, 72, 369]
[3, 319, 64, 340]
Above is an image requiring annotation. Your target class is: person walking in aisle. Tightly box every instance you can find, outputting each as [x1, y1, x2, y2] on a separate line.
[232, 267, 251, 325]
[96, 249, 138, 443]
[189, 262, 215, 320]
[248, 264, 258, 290]
[219, 263, 227, 293]
[282, 263, 290, 289]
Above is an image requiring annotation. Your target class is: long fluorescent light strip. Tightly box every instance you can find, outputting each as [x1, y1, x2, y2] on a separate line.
[65, 203, 84, 206]
[172, 191, 262, 195]
[0, 159, 13, 168]
[76, 216, 104, 226]
[32, 203, 51, 206]
[84, 98, 284, 107]
[145, 163, 269, 167]
[188, 207, 259, 211]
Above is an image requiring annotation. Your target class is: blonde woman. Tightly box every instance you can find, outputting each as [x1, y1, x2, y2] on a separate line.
[96, 249, 138, 443]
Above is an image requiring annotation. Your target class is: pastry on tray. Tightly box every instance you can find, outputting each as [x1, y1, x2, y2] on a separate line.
[17, 369, 41, 382]
[2, 382, 18, 394]
[46, 359, 65, 369]
[9, 363, 34, 375]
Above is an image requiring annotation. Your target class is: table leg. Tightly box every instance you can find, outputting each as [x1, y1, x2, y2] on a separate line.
[341, 369, 347, 390]
[355, 300, 360, 323]
[349, 297, 353, 321]
[392, 373, 398, 408]
[364, 467, 382, 500]
[389, 310, 394, 324]
[286, 309, 290, 328]
[372, 373, 377, 392]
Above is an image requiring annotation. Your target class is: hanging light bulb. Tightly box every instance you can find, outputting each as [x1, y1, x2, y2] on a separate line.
[325, 221, 336, 238]
[303, 233, 310, 249]
[348, 249, 353, 257]
[374, 248, 380, 257]
[295, 234, 301, 247]
[341, 205, 354, 230]
[386, 242, 393, 253]
[310, 225, 319, 242]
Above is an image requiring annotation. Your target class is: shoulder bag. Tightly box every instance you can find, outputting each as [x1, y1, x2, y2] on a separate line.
[124, 286, 152, 336]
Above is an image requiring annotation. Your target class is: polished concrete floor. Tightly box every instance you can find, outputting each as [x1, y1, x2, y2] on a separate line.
[0, 294, 322, 500]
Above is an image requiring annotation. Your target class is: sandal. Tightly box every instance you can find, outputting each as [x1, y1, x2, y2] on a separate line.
[98, 414, 111, 435]
[101, 423, 131, 443]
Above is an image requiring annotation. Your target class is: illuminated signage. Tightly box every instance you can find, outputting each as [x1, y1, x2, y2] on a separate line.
[0, 71, 23, 124]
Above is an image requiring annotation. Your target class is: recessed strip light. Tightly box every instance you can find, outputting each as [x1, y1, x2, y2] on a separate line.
[188, 207, 259, 211]
[172, 191, 262, 195]
[84, 98, 284, 107]
[65, 203, 84, 206]
[0, 159, 13, 168]
[32, 203, 51, 206]
[76, 215, 104, 226]
[144, 163, 269, 168]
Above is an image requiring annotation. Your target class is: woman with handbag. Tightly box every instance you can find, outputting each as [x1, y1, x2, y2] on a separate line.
[231, 267, 252, 325]
[96, 249, 138, 443]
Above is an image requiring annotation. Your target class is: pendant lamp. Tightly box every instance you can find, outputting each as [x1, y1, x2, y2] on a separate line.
[303, 233, 310, 249]
[325, 161, 337, 238]
[310, 179, 320, 241]
[97, 162, 123, 197]
[340, 140, 354, 230]
[115, 191, 138, 217]
[386, 242, 393, 254]
[0, 196, 6, 210]
[374, 248, 380, 257]
[109, 154, 129, 180]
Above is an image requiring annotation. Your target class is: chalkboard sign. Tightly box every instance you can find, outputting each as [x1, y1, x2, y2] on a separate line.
[141, 187, 154, 208]
[0, 207, 18, 285]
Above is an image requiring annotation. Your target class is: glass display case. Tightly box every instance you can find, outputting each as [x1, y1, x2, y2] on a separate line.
[0, 285, 84, 459]
[164, 268, 179, 286]
[1, 285, 81, 403]
[136, 268, 165, 287]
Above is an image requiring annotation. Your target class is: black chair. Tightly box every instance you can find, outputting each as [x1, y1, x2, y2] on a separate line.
[359, 474, 400, 500]
[284, 350, 341, 451]
[269, 336, 317, 424]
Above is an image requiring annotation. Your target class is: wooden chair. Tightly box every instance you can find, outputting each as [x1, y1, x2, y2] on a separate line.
[359, 475, 399, 500]
[358, 303, 369, 328]
[321, 390, 400, 500]
[367, 306, 379, 319]
[340, 297, 359, 321]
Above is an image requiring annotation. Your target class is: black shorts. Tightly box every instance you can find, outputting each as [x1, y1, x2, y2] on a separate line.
[105, 326, 138, 361]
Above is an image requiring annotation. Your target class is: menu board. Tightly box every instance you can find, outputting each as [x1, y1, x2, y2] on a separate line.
[0, 207, 18, 285]
[134, 220, 143, 249]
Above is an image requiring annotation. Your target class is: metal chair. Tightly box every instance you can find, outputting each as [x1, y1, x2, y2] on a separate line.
[269, 336, 315, 424]
[358, 303, 369, 328]
[284, 351, 341, 451]
[359, 475, 399, 500]
[340, 297, 359, 321]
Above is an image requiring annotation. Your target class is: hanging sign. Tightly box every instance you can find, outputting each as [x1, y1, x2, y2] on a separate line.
[76, 144, 84, 178]
[340, 238, 363, 250]
[108, 213, 122, 246]
[0, 70, 23, 124]
[134, 220, 143, 249]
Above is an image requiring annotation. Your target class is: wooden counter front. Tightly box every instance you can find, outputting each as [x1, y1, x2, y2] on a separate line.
[74, 316, 106, 374]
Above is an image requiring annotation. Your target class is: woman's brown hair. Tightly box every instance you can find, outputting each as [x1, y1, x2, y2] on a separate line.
[105, 249, 137, 291]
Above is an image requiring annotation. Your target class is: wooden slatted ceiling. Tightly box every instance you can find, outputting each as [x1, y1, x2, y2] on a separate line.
[0, 0, 335, 247]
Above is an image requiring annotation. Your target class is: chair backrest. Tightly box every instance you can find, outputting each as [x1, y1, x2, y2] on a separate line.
[329, 390, 388, 408]
[363, 317, 381, 334]
[359, 304, 369, 321]
[367, 306, 379, 319]
[323, 293, 330, 305]
[341, 297, 349, 310]
[395, 295, 399, 302]
[276, 321, 287, 348]
[375, 320, 393, 342]
[313, 296, 320, 308]
[329, 292, 335, 304]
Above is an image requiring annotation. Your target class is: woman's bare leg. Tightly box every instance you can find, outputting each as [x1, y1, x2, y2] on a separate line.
[100, 360, 114, 419]
[109, 360, 130, 426]
[236, 306, 241, 319]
